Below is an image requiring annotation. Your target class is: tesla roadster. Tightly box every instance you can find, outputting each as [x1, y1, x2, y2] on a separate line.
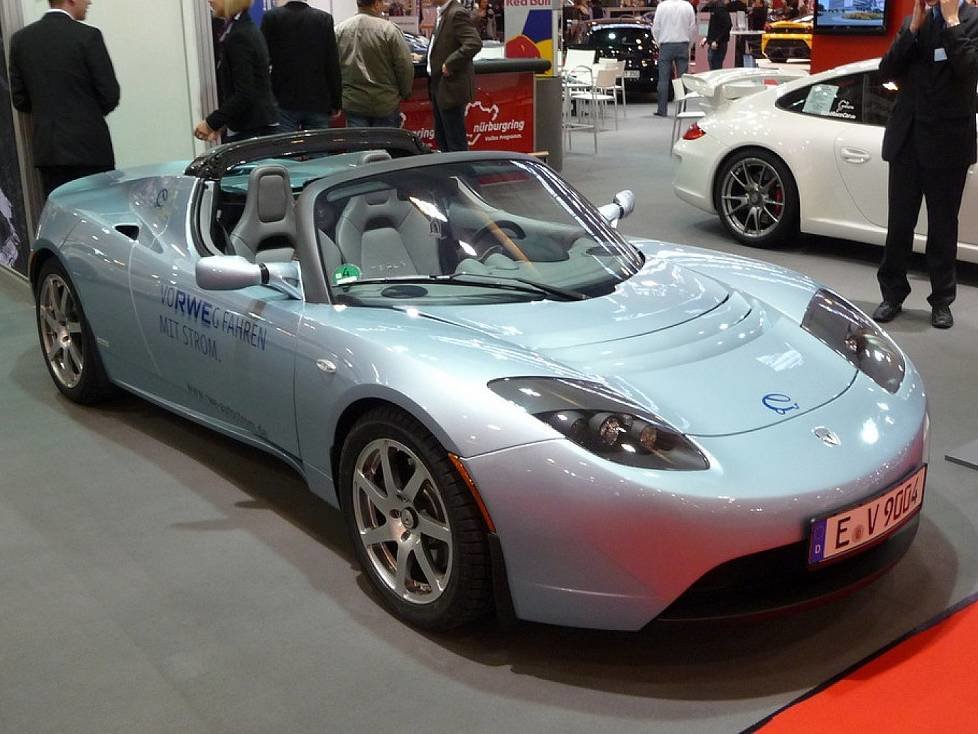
[31, 130, 927, 631]
[673, 59, 978, 262]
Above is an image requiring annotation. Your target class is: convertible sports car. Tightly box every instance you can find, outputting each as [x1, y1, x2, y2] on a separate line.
[32, 130, 927, 631]
[673, 59, 978, 262]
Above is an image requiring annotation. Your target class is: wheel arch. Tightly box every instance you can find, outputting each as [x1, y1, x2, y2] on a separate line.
[28, 244, 64, 293]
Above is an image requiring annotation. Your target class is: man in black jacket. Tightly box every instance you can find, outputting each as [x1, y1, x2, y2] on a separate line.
[9, 0, 120, 197]
[701, 0, 732, 70]
[261, 0, 343, 132]
[873, 0, 978, 329]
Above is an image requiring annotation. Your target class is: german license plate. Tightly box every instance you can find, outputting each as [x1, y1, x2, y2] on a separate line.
[808, 466, 926, 566]
[623, 70, 640, 79]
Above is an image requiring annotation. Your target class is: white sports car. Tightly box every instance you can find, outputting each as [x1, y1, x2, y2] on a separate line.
[672, 59, 978, 263]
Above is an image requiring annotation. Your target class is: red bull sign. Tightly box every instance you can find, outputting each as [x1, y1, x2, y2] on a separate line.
[503, 0, 556, 76]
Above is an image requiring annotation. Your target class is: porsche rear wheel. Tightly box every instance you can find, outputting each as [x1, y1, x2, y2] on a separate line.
[716, 148, 799, 248]
[339, 407, 492, 630]
[35, 259, 113, 404]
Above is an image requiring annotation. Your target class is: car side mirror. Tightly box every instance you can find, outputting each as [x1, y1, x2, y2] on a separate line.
[195, 255, 303, 300]
[598, 189, 635, 227]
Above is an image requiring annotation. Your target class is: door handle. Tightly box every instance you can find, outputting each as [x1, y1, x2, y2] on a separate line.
[840, 147, 871, 164]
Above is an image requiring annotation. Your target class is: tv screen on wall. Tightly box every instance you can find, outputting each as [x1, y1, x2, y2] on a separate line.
[815, 0, 888, 34]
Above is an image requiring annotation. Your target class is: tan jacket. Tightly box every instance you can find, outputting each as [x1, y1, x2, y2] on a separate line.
[428, 0, 482, 110]
[336, 12, 414, 117]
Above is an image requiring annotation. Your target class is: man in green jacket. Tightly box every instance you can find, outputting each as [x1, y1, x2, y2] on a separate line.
[336, 0, 415, 127]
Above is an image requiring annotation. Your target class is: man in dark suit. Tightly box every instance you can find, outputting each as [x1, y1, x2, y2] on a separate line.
[427, 0, 482, 152]
[261, 0, 343, 132]
[9, 0, 120, 197]
[874, 0, 978, 329]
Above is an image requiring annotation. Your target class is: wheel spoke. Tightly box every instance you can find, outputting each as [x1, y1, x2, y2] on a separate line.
[360, 524, 393, 547]
[42, 311, 60, 334]
[414, 546, 445, 592]
[393, 537, 414, 596]
[400, 467, 426, 503]
[66, 319, 82, 335]
[729, 170, 749, 190]
[379, 443, 395, 493]
[739, 162, 755, 187]
[417, 515, 451, 544]
[59, 287, 70, 318]
[67, 342, 83, 373]
[762, 204, 781, 223]
[355, 469, 393, 513]
[46, 341, 61, 361]
[748, 207, 761, 233]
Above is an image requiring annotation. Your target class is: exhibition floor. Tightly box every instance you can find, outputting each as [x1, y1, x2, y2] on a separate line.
[2, 106, 977, 734]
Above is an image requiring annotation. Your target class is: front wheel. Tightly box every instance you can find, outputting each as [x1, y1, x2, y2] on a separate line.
[35, 259, 114, 404]
[715, 148, 799, 248]
[339, 407, 492, 630]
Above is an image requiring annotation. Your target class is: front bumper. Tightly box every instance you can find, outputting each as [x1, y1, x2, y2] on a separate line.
[463, 370, 928, 630]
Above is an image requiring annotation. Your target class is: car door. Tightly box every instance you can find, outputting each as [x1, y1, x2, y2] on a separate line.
[128, 189, 302, 456]
[830, 71, 896, 229]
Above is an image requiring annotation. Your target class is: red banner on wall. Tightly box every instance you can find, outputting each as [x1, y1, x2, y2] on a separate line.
[401, 71, 536, 153]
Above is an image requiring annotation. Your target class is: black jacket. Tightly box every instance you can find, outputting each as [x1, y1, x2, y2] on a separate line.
[707, 4, 732, 44]
[261, 1, 343, 113]
[880, 3, 978, 168]
[207, 13, 278, 132]
[9, 12, 120, 168]
[428, 0, 483, 109]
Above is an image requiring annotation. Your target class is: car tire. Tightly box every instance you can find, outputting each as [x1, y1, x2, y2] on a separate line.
[35, 258, 115, 404]
[339, 406, 492, 630]
[714, 147, 799, 248]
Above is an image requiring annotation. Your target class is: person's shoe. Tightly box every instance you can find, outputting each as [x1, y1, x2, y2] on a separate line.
[872, 301, 902, 323]
[654, 111, 669, 117]
[931, 304, 953, 329]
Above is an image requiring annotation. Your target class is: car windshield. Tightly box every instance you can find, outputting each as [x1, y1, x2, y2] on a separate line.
[586, 27, 653, 46]
[314, 158, 644, 305]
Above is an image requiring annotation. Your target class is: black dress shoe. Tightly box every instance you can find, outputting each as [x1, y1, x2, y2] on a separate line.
[932, 305, 953, 329]
[872, 301, 902, 323]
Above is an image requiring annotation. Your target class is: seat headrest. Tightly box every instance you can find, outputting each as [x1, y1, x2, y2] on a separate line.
[248, 165, 292, 223]
[359, 150, 393, 165]
[364, 188, 395, 206]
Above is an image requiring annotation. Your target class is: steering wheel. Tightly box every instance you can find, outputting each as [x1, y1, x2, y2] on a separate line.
[470, 219, 526, 256]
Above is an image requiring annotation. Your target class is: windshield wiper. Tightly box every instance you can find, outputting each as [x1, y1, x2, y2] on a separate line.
[347, 274, 589, 301]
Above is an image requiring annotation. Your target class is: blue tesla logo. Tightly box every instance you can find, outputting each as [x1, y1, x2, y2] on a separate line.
[762, 393, 800, 415]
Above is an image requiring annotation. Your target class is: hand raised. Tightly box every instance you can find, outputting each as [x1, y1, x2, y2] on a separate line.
[909, 0, 926, 33]
[939, 0, 960, 24]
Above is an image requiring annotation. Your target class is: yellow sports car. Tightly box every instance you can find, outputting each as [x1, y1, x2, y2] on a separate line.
[761, 14, 813, 63]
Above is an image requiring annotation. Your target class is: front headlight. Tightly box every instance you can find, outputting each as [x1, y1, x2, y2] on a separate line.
[488, 377, 709, 471]
[802, 289, 905, 394]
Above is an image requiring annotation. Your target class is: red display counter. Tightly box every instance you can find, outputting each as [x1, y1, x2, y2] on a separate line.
[402, 58, 551, 153]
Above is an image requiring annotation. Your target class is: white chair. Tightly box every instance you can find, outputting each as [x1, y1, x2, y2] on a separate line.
[562, 65, 598, 154]
[671, 77, 705, 146]
[571, 66, 620, 130]
[563, 48, 597, 75]
[597, 58, 627, 118]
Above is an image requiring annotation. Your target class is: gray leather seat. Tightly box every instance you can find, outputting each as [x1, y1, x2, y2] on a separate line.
[334, 188, 441, 278]
[227, 165, 297, 263]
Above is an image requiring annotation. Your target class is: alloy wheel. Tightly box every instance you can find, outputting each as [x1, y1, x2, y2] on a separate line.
[720, 157, 786, 240]
[352, 438, 453, 605]
[38, 274, 85, 389]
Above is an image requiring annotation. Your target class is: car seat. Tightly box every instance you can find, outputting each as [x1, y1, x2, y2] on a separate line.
[334, 188, 442, 279]
[227, 164, 297, 263]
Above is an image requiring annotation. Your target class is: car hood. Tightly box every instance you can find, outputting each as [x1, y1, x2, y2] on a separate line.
[414, 259, 856, 436]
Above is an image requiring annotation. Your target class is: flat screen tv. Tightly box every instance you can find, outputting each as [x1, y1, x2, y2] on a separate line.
[814, 0, 888, 34]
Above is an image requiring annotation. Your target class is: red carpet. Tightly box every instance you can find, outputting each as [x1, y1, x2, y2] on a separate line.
[747, 593, 978, 733]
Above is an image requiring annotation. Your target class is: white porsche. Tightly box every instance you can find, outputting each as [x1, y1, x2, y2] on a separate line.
[672, 59, 978, 263]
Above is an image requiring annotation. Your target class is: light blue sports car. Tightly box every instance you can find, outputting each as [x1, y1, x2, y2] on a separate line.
[30, 130, 927, 631]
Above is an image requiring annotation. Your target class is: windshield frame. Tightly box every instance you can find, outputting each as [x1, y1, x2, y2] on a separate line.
[293, 152, 645, 306]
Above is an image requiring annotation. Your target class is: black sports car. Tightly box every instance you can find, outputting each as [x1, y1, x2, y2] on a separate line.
[568, 19, 660, 92]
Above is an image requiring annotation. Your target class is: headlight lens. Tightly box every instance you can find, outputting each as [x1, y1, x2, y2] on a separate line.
[487, 377, 709, 471]
[802, 289, 905, 394]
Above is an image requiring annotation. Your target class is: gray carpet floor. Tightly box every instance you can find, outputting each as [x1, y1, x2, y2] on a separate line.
[2, 104, 976, 734]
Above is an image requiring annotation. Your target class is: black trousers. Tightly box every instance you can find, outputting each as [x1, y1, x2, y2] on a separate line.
[878, 149, 968, 308]
[39, 165, 113, 197]
[429, 82, 468, 152]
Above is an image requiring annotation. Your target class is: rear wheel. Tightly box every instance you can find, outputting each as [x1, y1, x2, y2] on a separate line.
[35, 259, 114, 404]
[715, 148, 799, 248]
[339, 406, 492, 630]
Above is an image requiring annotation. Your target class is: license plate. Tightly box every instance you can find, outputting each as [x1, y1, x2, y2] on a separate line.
[808, 466, 926, 566]
[624, 70, 640, 79]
